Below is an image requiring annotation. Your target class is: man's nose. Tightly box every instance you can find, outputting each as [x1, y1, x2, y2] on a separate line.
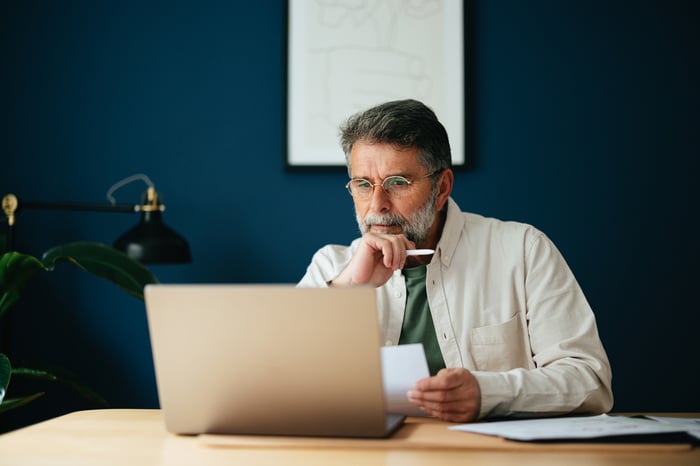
[368, 185, 391, 213]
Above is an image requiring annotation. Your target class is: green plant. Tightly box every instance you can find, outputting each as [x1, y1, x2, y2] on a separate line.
[0, 241, 158, 414]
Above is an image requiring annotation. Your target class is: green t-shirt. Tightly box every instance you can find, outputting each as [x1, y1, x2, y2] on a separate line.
[398, 265, 446, 376]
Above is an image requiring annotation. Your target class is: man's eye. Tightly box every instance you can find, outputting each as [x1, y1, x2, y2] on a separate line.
[355, 180, 372, 189]
[385, 177, 410, 187]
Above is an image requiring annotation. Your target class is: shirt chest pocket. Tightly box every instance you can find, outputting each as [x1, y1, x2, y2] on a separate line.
[469, 313, 532, 371]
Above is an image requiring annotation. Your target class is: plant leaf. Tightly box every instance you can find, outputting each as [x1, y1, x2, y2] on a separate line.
[12, 366, 109, 407]
[0, 353, 47, 415]
[0, 252, 47, 317]
[41, 242, 158, 300]
[0, 393, 45, 414]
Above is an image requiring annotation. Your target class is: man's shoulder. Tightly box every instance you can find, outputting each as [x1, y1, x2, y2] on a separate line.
[459, 210, 540, 237]
[444, 199, 539, 247]
[448, 198, 534, 231]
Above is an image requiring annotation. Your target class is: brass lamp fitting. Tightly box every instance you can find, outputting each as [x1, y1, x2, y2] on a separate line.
[137, 187, 166, 213]
[2, 194, 18, 226]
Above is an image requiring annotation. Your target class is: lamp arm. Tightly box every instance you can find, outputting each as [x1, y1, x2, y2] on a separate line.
[20, 199, 138, 213]
[3, 193, 139, 224]
[3, 188, 167, 220]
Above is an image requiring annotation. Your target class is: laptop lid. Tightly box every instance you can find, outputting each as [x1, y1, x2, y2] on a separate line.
[144, 284, 404, 438]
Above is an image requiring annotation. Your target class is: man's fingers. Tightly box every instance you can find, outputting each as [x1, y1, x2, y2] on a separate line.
[407, 368, 482, 423]
[408, 387, 463, 403]
[414, 368, 467, 391]
[418, 403, 479, 423]
[407, 392, 480, 423]
[374, 235, 413, 269]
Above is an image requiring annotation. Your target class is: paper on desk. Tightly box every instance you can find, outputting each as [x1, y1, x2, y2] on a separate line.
[380, 344, 430, 416]
[449, 414, 693, 441]
[646, 416, 700, 440]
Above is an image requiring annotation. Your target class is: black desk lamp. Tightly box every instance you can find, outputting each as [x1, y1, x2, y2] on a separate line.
[1, 174, 191, 264]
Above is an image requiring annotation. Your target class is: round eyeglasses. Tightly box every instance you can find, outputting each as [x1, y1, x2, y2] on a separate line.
[345, 171, 439, 200]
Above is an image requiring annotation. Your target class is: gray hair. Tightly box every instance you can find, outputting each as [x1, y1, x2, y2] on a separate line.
[339, 99, 452, 176]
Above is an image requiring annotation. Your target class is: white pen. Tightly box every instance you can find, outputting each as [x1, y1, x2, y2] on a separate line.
[406, 249, 435, 256]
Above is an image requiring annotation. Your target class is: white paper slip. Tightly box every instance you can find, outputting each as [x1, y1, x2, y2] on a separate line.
[449, 414, 693, 441]
[380, 344, 430, 417]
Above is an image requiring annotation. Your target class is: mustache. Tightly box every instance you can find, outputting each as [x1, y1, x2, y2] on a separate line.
[362, 213, 407, 229]
[356, 189, 438, 244]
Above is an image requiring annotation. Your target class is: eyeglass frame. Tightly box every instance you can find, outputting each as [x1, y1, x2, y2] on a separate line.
[345, 170, 442, 199]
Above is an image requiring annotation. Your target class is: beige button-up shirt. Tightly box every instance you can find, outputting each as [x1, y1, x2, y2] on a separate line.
[298, 198, 613, 419]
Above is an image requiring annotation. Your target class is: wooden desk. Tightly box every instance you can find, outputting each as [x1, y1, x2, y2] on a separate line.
[0, 409, 697, 466]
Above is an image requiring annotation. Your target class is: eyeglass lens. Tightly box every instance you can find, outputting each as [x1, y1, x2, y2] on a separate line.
[348, 176, 413, 198]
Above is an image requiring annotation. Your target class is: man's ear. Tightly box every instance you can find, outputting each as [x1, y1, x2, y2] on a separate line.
[435, 169, 454, 211]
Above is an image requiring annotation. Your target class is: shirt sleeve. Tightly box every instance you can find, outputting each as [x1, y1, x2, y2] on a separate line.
[473, 230, 613, 419]
[297, 244, 354, 288]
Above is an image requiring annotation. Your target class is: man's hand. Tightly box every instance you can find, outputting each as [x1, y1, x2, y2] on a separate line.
[407, 368, 481, 423]
[331, 232, 415, 287]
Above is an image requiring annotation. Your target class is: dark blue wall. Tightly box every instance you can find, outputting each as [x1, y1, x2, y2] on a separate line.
[2, 1, 698, 429]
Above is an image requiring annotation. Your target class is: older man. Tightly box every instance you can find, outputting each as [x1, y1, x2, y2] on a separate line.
[298, 99, 613, 422]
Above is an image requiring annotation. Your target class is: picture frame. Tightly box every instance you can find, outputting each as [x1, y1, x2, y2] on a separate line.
[285, 1, 468, 171]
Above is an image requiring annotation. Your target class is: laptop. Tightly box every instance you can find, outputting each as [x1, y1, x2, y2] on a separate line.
[144, 284, 405, 438]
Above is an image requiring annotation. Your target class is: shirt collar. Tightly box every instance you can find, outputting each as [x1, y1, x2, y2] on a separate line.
[434, 197, 464, 268]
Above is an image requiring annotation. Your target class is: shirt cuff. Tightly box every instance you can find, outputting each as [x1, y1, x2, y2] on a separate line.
[471, 371, 512, 419]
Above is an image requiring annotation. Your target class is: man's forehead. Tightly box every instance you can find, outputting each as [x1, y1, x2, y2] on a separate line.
[349, 142, 423, 176]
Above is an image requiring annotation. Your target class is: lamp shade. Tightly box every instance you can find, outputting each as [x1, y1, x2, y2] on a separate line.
[113, 210, 191, 264]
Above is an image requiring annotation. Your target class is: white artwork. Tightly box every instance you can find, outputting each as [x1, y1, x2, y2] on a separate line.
[287, 0, 465, 168]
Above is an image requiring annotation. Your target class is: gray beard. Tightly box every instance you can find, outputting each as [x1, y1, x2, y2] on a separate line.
[356, 190, 437, 245]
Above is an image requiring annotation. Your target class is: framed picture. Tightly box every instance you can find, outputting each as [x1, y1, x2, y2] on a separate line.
[285, 0, 467, 170]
